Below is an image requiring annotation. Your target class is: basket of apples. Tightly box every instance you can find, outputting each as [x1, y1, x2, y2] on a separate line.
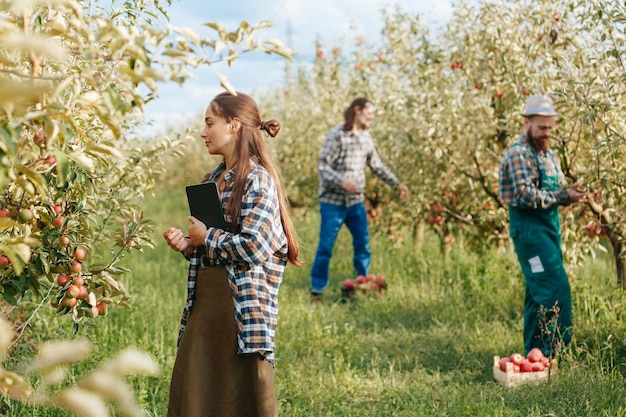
[493, 348, 557, 387]
[341, 274, 387, 300]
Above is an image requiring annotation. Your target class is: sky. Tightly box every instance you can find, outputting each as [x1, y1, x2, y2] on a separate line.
[142, 0, 463, 136]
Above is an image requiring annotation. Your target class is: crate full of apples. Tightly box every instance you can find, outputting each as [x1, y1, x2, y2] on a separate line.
[341, 274, 386, 300]
[493, 348, 557, 387]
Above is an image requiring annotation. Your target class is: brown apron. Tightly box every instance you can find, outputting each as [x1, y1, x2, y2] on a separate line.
[167, 265, 278, 417]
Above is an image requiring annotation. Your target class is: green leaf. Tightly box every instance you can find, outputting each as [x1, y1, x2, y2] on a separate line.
[13, 164, 48, 197]
[67, 150, 95, 173]
[85, 143, 124, 160]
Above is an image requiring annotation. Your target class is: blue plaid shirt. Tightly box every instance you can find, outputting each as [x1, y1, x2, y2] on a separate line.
[178, 160, 288, 364]
[498, 134, 569, 209]
[318, 125, 401, 207]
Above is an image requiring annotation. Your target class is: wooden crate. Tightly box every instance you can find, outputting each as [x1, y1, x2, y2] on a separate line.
[493, 356, 557, 388]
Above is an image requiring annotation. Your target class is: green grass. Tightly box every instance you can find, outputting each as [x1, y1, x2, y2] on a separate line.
[3, 190, 626, 417]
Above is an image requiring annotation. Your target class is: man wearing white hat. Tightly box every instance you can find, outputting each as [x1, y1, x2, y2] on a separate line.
[498, 95, 587, 358]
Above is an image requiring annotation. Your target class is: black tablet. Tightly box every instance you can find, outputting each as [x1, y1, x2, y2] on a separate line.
[185, 182, 227, 229]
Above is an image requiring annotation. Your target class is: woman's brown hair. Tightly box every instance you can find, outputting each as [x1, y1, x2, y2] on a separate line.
[210, 92, 303, 266]
[343, 97, 371, 131]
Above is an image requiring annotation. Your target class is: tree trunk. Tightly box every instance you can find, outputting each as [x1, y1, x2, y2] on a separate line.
[616, 241, 626, 289]
[412, 221, 425, 253]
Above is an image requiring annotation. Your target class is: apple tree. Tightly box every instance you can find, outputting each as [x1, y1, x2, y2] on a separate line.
[0, 0, 295, 328]
[261, 0, 625, 284]
[555, 0, 626, 286]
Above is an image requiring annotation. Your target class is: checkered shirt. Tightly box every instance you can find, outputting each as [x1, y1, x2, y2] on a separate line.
[498, 134, 569, 209]
[178, 160, 288, 364]
[318, 125, 401, 207]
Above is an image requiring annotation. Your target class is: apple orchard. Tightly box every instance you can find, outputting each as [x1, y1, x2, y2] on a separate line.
[261, 0, 626, 286]
[0, 0, 624, 413]
[1, 0, 625, 325]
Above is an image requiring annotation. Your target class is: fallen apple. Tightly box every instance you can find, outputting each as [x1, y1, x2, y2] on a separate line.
[531, 362, 546, 372]
[510, 353, 524, 366]
[527, 347, 544, 363]
[520, 360, 533, 373]
[342, 279, 355, 290]
[499, 357, 511, 372]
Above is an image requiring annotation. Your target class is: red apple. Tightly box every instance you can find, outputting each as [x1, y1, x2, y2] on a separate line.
[66, 284, 81, 298]
[33, 133, 46, 145]
[71, 262, 82, 273]
[96, 302, 108, 315]
[520, 359, 533, 372]
[531, 362, 546, 372]
[74, 247, 86, 261]
[45, 155, 56, 165]
[541, 356, 550, 368]
[0, 209, 9, 218]
[498, 357, 511, 372]
[72, 276, 84, 286]
[527, 347, 544, 363]
[62, 296, 77, 307]
[77, 286, 89, 300]
[510, 353, 524, 366]
[52, 204, 63, 214]
[60, 236, 70, 245]
[52, 216, 64, 228]
[57, 274, 71, 286]
[91, 306, 99, 317]
[342, 279, 355, 290]
[0, 255, 9, 267]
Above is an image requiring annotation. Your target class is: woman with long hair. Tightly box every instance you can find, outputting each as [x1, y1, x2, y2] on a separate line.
[163, 91, 302, 417]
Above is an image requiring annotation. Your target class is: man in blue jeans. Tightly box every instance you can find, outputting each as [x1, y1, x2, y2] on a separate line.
[310, 97, 409, 300]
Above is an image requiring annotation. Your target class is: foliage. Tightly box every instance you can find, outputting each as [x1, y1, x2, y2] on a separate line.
[5, 191, 626, 416]
[0, 0, 294, 329]
[0, 316, 159, 417]
[261, 0, 626, 284]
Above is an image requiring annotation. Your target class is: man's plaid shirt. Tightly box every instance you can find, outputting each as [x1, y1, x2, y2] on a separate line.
[498, 134, 569, 209]
[178, 160, 288, 364]
[318, 125, 401, 207]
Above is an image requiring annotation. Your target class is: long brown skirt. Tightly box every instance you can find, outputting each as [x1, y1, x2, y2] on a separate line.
[167, 265, 278, 417]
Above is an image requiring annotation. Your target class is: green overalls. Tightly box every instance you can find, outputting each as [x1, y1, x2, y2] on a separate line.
[509, 148, 573, 358]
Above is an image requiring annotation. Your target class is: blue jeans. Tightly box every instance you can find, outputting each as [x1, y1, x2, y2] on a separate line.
[310, 202, 371, 294]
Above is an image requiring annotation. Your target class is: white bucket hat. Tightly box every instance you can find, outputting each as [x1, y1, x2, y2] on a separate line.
[522, 95, 558, 117]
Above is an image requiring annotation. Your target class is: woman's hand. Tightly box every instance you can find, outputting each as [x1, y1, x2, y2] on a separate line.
[163, 227, 192, 253]
[188, 216, 208, 247]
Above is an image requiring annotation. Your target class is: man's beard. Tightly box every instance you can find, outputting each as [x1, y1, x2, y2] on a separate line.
[527, 130, 549, 151]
